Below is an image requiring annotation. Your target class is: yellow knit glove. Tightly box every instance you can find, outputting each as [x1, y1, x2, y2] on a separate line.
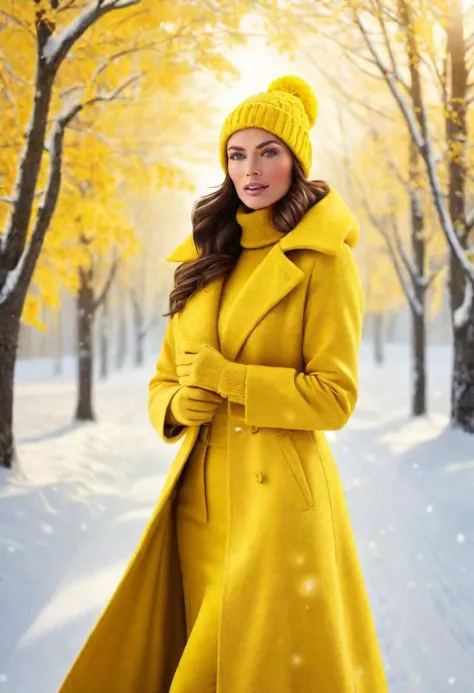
[176, 341, 247, 404]
[168, 386, 223, 427]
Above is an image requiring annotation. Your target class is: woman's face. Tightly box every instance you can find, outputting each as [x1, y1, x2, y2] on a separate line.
[226, 127, 294, 210]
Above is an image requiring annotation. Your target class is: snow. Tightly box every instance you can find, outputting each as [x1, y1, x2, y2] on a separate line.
[41, 5, 98, 66]
[0, 240, 31, 306]
[453, 280, 473, 330]
[1, 342, 474, 692]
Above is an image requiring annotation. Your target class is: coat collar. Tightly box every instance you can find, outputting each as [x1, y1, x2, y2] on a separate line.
[165, 187, 359, 263]
[168, 186, 359, 362]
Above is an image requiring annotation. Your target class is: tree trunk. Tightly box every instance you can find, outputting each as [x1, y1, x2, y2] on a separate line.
[373, 313, 384, 365]
[0, 305, 21, 468]
[116, 280, 127, 370]
[411, 307, 426, 416]
[445, 0, 473, 431]
[75, 265, 95, 421]
[53, 308, 63, 376]
[386, 311, 397, 342]
[131, 290, 144, 367]
[99, 294, 110, 380]
[452, 294, 474, 432]
[135, 330, 145, 367]
[409, 140, 427, 416]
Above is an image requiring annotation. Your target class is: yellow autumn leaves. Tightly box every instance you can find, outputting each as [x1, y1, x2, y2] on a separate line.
[0, 0, 259, 328]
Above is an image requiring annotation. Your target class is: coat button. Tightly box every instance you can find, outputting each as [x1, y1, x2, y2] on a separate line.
[249, 425, 259, 434]
[254, 471, 264, 483]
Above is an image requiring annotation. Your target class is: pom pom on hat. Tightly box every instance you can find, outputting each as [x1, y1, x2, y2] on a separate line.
[267, 75, 318, 128]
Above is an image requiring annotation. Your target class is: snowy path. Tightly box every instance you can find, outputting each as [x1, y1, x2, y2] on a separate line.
[1, 345, 473, 692]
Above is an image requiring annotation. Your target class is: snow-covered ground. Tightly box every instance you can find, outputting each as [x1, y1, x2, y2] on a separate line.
[1, 343, 473, 692]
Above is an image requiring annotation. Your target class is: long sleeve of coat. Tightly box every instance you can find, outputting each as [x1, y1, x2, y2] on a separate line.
[148, 317, 186, 443]
[227, 244, 364, 431]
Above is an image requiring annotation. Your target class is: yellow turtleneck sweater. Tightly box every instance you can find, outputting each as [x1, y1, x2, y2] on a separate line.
[217, 205, 284, 349]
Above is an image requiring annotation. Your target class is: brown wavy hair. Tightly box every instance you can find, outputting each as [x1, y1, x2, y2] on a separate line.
[165, 155, 330, 317]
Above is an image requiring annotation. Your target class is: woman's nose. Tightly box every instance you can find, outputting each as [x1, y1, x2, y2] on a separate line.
[245, 161, 262, 177]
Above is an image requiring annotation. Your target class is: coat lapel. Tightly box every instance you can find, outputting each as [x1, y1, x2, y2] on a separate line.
[219, 245, 304, 362]
[174, 275, 225, 351]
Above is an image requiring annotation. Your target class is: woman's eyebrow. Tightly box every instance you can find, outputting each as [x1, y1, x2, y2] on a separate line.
[227, 139, 281, 152]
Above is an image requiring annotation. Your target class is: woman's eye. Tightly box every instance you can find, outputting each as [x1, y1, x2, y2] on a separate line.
[262, 149, 278, 157]
[229, 152, 244, 160]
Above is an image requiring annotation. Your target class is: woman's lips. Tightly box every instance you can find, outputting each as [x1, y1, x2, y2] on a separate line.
[243, 185, 268, 196]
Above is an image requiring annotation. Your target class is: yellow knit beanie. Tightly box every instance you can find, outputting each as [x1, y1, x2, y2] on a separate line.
[219, 75, 318, 178]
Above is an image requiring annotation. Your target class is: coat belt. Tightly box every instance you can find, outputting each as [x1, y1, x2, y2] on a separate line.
[198, 411, 228, 448]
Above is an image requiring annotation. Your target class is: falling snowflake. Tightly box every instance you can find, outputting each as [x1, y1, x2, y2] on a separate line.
[456, 534, 465, 544]
[426, 505, 434, 513]
[298, 576, 318, 597]
[289, 553, 306, 568]
[448, 677, 456, 685]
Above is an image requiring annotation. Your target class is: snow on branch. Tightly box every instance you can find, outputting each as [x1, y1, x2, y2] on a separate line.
[0, 237, 31, 306]
[454, 281, 473, 330]
[467, 208, 474, 233]
[355, 12, 424, 150]
[42, 0, 141, 67]
[3, 68, 140, 299]
[384, 227, 423, 317]
[354, 10, 474, 287]
[358, 189, 423, 316]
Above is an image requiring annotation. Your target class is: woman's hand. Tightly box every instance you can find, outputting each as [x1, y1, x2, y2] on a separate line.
[168, 385, 223, 426]
[176, 342, 228, 394]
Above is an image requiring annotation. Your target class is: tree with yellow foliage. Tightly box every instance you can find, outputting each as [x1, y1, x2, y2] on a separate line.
[0, 0, 271, 468]
[288, 0, 473, 430]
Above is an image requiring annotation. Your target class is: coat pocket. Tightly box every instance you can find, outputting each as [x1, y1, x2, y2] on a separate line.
[277, 434, 314, 512]
[176, 440, 209, 524]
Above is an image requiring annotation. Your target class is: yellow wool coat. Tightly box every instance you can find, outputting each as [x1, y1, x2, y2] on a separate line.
[59, 188, 388, 693]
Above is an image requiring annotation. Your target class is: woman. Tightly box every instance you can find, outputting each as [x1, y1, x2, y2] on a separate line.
[59, 75, 388, 693]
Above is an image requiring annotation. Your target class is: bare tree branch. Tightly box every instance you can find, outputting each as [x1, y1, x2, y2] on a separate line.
[374, 0, 410, 92]
[0, 10, 35, 39]
[427, 261, 446, 287]
[93, 257, 119, 311]
[382, 219, 423, 315]
[302, 47, 397, 123]
[42, 0, 141, 68]
[390, 212, 422, 287]
[354, 8, 474, 285]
